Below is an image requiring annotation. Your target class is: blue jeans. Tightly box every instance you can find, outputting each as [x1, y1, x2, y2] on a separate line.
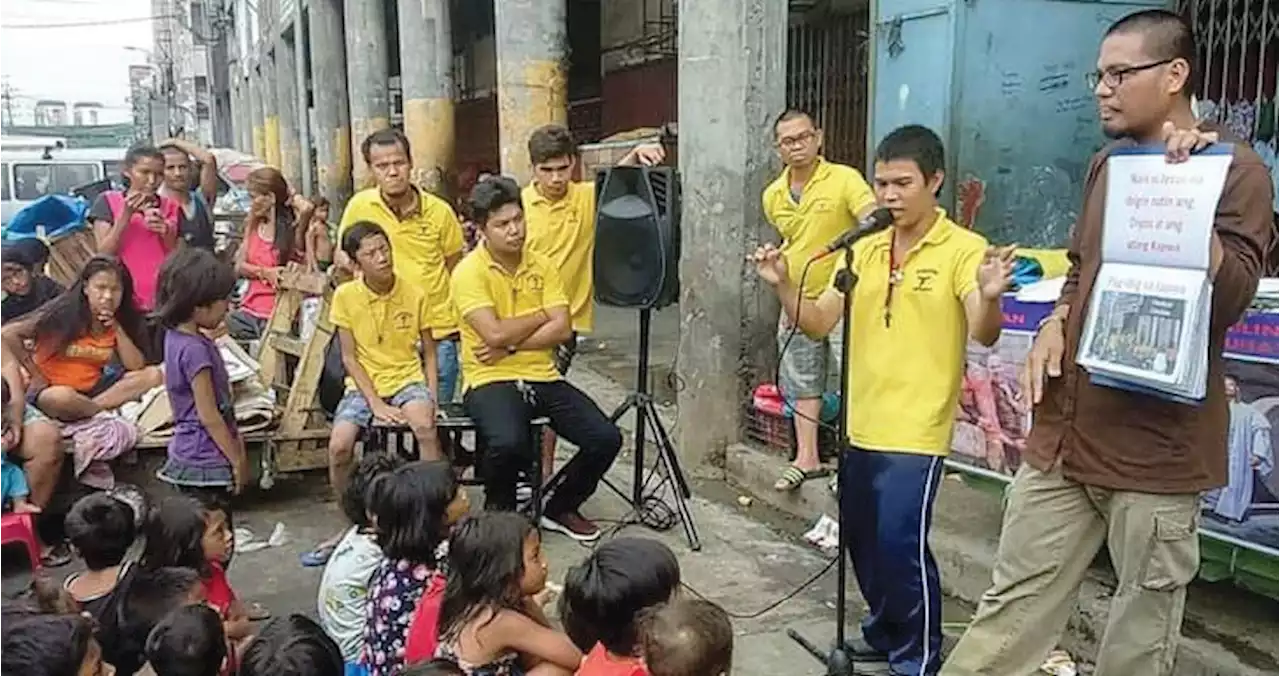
[334, 382, 433, 428]
[436, 338, 459, 404]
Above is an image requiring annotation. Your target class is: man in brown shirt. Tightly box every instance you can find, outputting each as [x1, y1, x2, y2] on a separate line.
[943, 10, 1274, 676]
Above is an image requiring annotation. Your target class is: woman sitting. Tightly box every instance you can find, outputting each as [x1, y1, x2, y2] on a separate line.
[0, 255, 162, 423]
[226, 167, 313, 345]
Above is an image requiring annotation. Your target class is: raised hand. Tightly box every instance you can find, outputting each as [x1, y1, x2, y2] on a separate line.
[976, 244, 1018, 300]
[749, 244, 790, 287]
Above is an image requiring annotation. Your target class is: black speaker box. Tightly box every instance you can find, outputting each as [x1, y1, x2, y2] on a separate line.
[592, 166, 680, 310]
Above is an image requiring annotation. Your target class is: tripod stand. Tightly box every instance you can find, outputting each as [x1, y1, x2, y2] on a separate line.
[599, 308, 701, 550]
[787, 242, 863, 675]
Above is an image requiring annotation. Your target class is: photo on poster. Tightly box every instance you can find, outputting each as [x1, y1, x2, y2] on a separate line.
[1081, 290, 1186, 377]
[1200, 360, 1279, 554]
[950, 332, 1034, 476]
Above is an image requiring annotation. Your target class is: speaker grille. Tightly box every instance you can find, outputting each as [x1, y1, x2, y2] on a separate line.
[593, 166, 680, 310]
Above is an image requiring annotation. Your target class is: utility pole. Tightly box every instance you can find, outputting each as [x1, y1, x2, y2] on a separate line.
[1, 80, 16, 129]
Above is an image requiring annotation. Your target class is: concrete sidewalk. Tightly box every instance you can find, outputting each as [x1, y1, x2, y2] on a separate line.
[574, 303, 1279, 676]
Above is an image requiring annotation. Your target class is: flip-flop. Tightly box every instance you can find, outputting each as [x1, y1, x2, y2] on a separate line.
[774, 465, 830, 491]
[246, 601, 272, 622]
[299, 542, 337, 567]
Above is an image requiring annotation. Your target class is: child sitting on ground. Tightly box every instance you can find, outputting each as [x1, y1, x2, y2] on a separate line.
[63, 492, 138, 619]
[560, 537, 682, 676]
[359, 460, 469, 676]
[435, 512, 582, 676]
[639, 599, 734, 676]
[141, 496, 253, 645]
[144, 604, 228, 676]
[317, 451, 404, 667]
[0, 380, 40, 515]
[109, 566, 207, 675]
[240, 614, 344, 676]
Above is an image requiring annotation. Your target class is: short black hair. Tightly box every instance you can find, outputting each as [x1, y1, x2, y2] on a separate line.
[367, 460, 458, 564]
[404, 659, 467, 676]
[153, 247, 238, 328]
[239, 614, 344, 676]
[361, 128, 413, 165]
[640, 599, 734, 676]
[2, 238, 50, 270]
[340, 220, 390, 260]
[124, 144, 165, 168]
[559, 537, 682, 654]
[875, 124, 946, 183]
[1106, 9, 1197, 96]
[773, 109, 816, 134]
[468, 176, 523, 228]
[0, 612, 95, 676]
[145, 604, 226, 676]
[527, 124, 578, 165]
[342, 451, 404, 528]
[65, 493, 137, 570]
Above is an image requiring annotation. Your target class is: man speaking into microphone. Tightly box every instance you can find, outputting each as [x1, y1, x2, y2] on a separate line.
[752, 124, 1016, 676]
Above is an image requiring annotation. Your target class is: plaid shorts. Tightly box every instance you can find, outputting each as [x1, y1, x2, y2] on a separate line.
[777, 318, 843, 400]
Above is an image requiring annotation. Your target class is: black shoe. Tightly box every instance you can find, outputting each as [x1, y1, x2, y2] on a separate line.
[844, 636, 890, 664]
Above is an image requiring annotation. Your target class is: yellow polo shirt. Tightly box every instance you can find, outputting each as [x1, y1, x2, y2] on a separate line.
[451, 245, 570, 390]
[523, 181, 597, 333]
[763, 158, 876, 299]
[329, 275, 433, 398]
[839, 209, 988, 455]
[338, 187, 465, 338]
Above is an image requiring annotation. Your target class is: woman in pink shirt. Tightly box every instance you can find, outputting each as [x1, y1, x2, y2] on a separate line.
[226, 167, 313, 345]
[88, 145, 180, 313]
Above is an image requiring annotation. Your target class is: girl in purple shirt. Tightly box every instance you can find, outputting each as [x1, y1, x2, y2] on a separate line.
[151, 247, 247, 497]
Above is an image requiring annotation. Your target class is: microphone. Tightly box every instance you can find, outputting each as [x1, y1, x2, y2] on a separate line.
[811, 207, 894, 261]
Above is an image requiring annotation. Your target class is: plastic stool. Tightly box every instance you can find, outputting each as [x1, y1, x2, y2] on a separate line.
[0, 512, 42, 573]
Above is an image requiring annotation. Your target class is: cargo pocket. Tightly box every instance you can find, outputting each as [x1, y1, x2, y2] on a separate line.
[1140, 510, 1200, 592]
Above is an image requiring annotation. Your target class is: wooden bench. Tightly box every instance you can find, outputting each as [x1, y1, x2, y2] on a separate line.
[366, 402, 551, 521]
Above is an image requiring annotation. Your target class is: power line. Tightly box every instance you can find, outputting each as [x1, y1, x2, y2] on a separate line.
[1, 14, 175, 30]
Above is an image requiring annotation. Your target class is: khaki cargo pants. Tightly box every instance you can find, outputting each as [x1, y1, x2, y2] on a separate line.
[942, 463, 1200, 676]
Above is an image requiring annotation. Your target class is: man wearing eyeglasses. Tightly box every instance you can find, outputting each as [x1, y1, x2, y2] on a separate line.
[761, 109, 877, 494]
[943, 10, 1274, 676]
[752, 124, 1016, 676]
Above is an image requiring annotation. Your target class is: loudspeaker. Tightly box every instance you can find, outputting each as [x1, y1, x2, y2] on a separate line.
[592, 166, 681, 310]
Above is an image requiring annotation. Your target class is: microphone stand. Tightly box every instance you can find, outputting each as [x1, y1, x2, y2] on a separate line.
[786, 232, 862, 676]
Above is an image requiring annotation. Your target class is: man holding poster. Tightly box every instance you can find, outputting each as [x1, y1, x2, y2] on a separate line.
[944, 10, 1275, 676]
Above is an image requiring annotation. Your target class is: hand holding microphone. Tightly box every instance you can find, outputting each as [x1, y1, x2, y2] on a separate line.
[749, 244, 790, 287]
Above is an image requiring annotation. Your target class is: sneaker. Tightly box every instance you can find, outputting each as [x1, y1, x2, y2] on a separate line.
[843, 635, 890, 664]
[540, 511, 601, 542]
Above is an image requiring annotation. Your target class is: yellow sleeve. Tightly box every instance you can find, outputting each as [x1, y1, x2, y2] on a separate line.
[417, 289, 435, 333]
[337, 196, 362, 238]
[539, 262, 571, 309]
[451, 261, 495, 317]
[952, 238, 987, 301]
[843, 170, 877, 219]
[329, 283, 355, 329]
[761, 188, 778, 229]
[439, 203, 465, 258]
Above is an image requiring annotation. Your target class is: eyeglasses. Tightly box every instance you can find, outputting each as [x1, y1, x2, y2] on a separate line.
[1086, 58, 1173, 90]
[776, 130, 816, 149]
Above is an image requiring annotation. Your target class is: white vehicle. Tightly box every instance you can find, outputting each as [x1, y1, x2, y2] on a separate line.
[0, 146, 127, 226]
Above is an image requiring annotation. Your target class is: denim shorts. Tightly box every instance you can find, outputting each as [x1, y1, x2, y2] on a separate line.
[334, 382, 432, 428]
[777, 318, 843, 400]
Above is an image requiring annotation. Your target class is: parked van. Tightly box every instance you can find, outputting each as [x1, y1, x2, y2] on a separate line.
[0, 147, 127, 226]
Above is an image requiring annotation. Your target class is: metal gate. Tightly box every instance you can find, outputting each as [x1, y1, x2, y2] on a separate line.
[1178, 0, 1278, 273]
[787, 10, 871, 170]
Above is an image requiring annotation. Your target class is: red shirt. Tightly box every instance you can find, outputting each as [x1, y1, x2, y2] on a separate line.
[403, 572, 448, 664]
[576, 644, 648, 676]
[202, 561, 237, 617]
